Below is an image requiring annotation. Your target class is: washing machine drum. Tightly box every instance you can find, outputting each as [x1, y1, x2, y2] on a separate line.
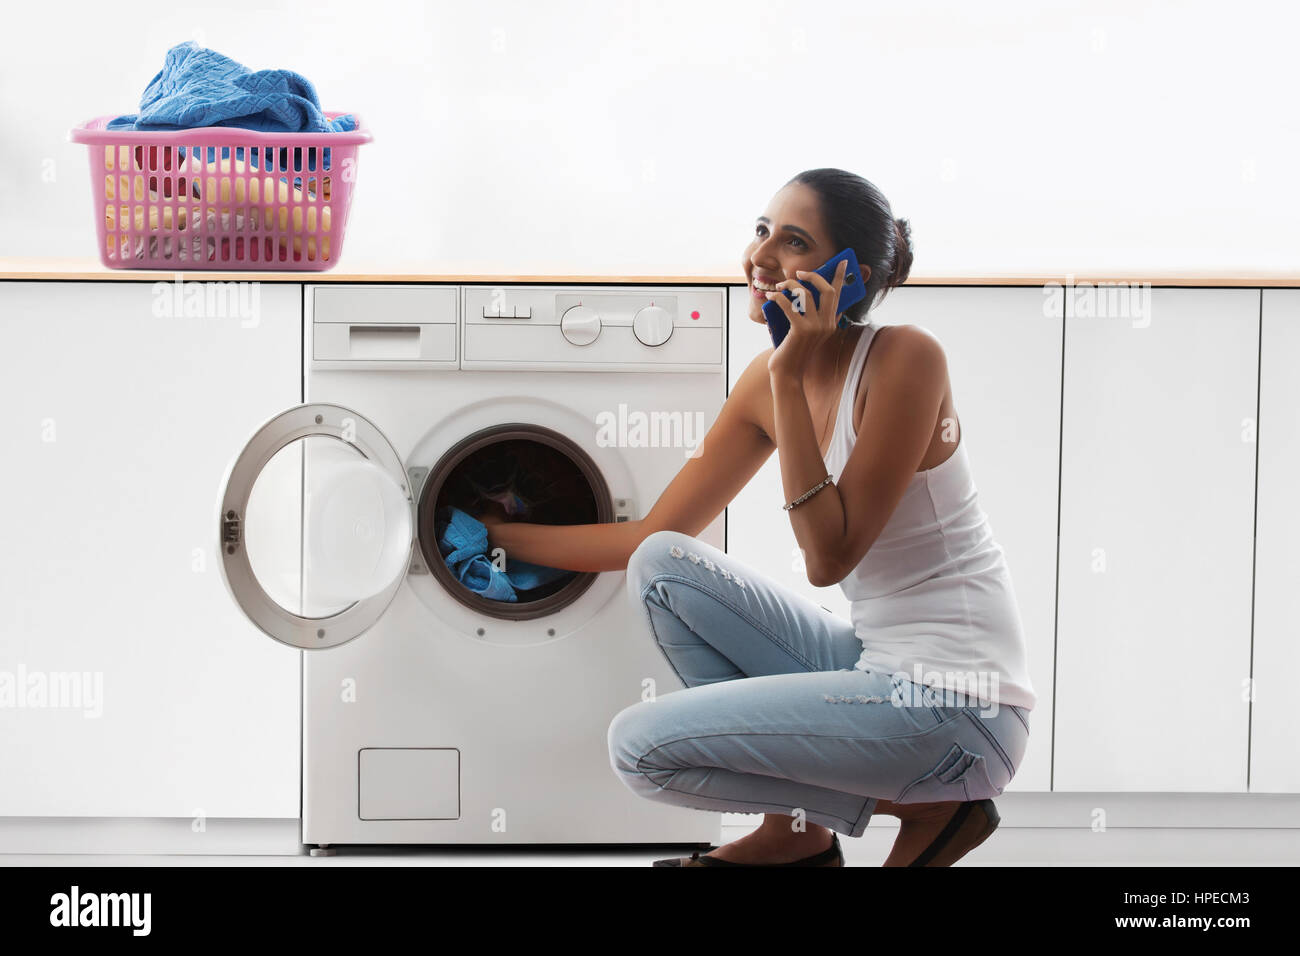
[419, 426, 611, 618]
[439, 438, 598, 525]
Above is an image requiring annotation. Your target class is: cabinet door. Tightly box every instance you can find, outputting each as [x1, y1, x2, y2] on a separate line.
[726, 285, 1060, 793]
[0, 281, 301, 817]
[1055, 288, 1257, 791]
[1251, 289, 1300, 792]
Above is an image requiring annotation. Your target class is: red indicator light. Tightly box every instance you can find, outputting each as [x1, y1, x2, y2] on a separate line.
[691, 310, 700, 320]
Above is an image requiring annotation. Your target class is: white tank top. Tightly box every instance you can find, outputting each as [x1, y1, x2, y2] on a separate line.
[822, 323, 1038, 710]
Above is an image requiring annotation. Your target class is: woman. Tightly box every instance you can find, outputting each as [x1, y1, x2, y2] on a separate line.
[479, 168, 1037, 867]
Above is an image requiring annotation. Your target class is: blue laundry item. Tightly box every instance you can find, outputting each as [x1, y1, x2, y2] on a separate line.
[108, 41, 355, 134]
[435, 506, 571, 602]
[106, 42, 355, 175]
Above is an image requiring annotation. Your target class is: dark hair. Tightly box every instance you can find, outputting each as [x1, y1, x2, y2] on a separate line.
[783, 168, 913, 325]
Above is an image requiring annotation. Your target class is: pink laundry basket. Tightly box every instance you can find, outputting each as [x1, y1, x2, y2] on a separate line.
[70, 113, 371, 271]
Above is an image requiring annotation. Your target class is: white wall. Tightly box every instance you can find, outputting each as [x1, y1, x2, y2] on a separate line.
[2, 0, 1295, 275]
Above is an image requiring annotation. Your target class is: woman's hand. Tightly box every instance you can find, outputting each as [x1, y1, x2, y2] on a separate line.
[765, 258, 849, 382]
[474, 499, 510, 530]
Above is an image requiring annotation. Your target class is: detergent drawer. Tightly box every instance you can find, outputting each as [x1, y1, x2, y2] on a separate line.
[358, 748, 461, 820]
[310, 285, 459, 369]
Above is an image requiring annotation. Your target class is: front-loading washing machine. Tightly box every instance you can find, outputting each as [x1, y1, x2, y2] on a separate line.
[217, 283, 728, 850]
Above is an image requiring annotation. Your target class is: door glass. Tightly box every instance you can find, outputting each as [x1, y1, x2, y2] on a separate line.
[245, 434, 412, 619]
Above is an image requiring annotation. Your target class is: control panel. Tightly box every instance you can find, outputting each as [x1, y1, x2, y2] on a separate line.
[306, 284, 727, 372]
[462, 285, 724, 371]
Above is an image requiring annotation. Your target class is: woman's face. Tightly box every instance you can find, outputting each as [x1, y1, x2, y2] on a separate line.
[742, 182, 833, 326]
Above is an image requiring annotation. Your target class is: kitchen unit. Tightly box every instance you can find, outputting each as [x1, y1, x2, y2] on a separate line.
[2, 262, 1297, 855]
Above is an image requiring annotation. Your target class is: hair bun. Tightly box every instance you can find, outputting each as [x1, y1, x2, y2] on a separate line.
[888, 217, 914, 290]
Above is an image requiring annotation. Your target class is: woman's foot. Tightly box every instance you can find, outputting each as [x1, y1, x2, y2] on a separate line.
[704, 817, 836, 864]
[875, 797, 1000, 866]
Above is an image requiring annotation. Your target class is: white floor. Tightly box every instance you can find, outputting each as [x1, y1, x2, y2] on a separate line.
[5, 824, 1299, 866]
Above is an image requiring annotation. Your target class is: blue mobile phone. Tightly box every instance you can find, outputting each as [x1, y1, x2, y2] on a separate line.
[762, 247, 866, 349]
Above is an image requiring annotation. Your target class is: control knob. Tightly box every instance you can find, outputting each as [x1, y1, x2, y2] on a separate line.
[633, 305, 673, 347]
[560, 305, 601, 346]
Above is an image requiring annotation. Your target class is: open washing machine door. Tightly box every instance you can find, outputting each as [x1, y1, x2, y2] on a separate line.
[218, 403, 413, 650]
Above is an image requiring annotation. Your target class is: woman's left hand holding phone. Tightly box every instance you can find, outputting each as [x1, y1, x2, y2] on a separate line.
[765, 257, 849, 382]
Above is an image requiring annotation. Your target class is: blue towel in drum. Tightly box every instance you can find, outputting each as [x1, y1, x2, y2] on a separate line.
[435, 505, 570, 602]
[107, 41, 355, 135]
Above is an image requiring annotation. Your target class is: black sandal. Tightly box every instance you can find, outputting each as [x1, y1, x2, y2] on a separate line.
[908, 798, 1000, 866]
[653, 834, 844, 867]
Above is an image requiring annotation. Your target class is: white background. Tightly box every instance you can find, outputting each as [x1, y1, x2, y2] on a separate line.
[1, 0, 1296, 275]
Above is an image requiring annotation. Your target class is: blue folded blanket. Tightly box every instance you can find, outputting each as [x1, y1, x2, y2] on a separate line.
[107, 41, 355, 135]
[435, 506, 571, 602]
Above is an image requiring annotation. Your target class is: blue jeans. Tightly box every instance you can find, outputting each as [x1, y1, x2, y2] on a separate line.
[607, 530, 1031, 838]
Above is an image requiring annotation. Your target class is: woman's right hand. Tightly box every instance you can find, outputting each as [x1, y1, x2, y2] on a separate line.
[474, 499, 510, 530]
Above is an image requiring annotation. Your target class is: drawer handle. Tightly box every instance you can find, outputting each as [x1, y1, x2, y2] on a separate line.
[349, 325, 420, 359]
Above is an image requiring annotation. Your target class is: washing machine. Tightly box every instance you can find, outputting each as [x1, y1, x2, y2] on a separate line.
[217, 283, 728, 850]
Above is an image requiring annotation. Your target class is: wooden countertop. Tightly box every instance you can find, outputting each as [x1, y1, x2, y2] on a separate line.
[2, 258, 1298, 287]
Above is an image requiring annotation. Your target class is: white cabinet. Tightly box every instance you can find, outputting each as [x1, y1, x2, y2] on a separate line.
[0, 275, 1289, 848]
[1251, 289, 1300, 792]
[1055, 288, 1258, 791]
[726, 286, 1061, 793]
[0, 281, 301, 819]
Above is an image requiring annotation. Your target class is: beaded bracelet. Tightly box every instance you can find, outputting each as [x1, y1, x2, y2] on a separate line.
[783, 473, 834, 511]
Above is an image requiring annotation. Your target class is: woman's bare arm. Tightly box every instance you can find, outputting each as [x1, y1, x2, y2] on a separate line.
[774, 325, 948, 587]
[484, 351, 777, 573]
